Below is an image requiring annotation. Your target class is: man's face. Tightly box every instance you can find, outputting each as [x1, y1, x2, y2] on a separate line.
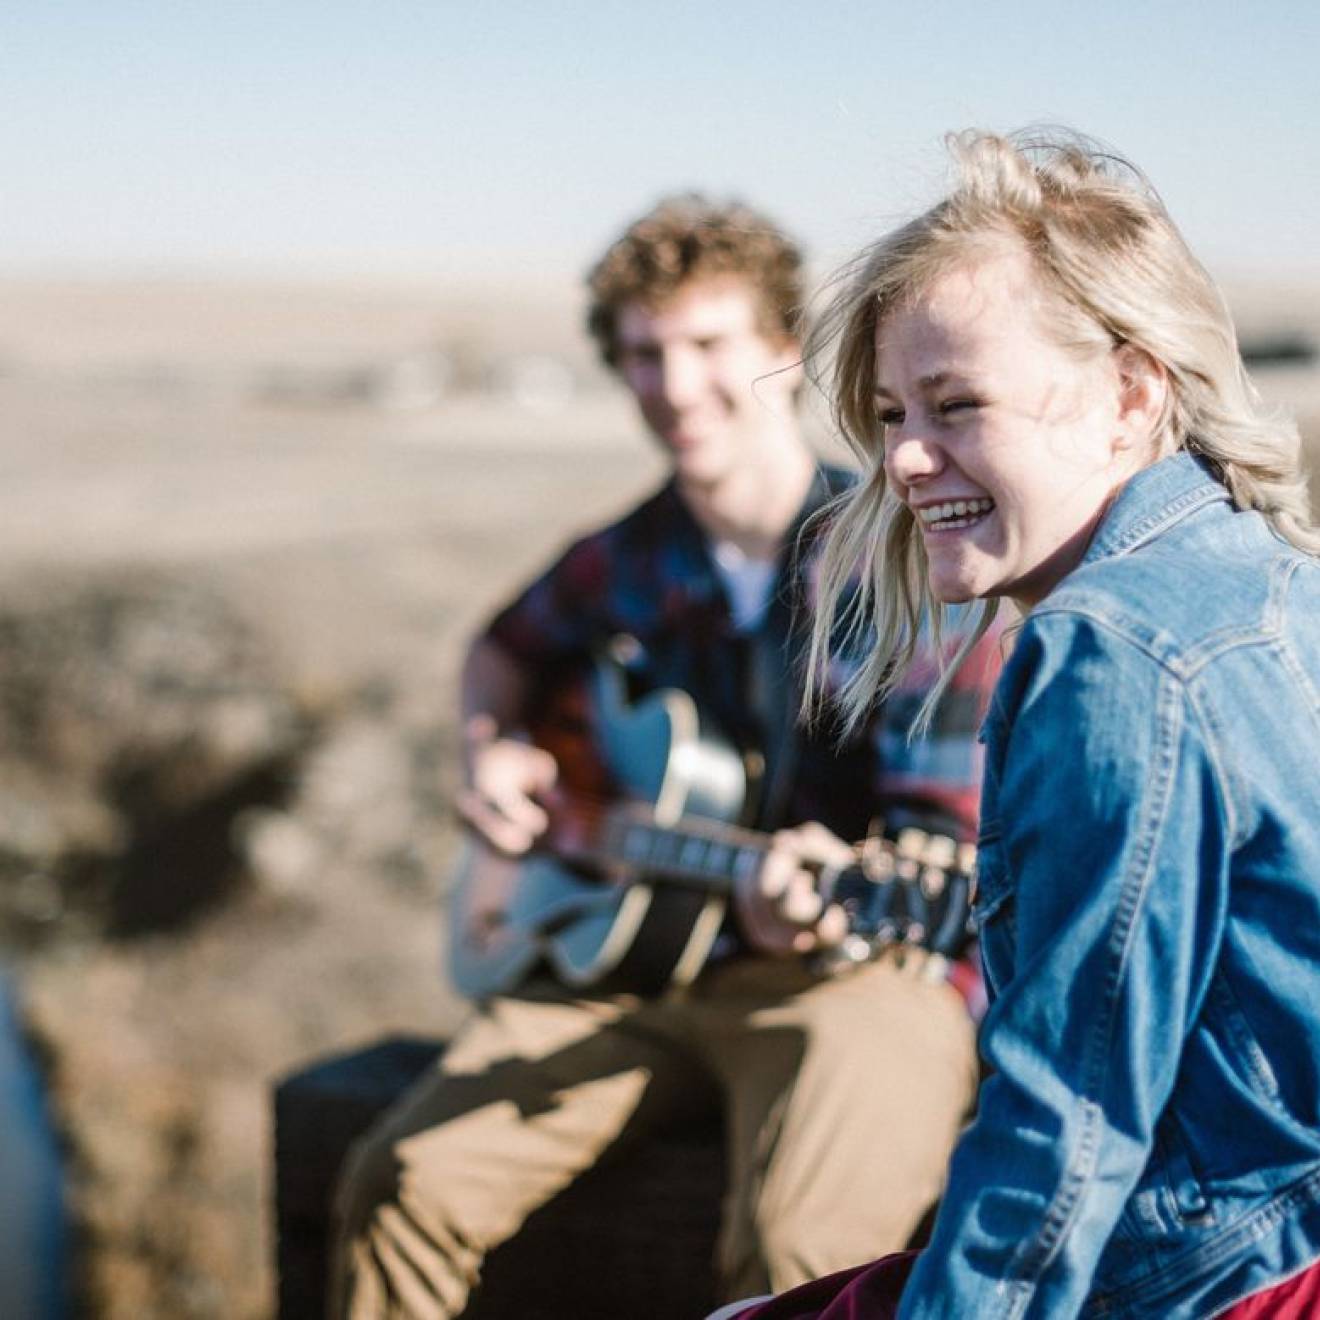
[613, 279, 802, 485]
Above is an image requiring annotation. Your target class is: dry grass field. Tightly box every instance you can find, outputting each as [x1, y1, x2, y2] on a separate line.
[0, 274, 1316, 1318]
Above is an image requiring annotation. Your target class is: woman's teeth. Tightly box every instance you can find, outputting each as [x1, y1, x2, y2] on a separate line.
[918, 497, 994, 531]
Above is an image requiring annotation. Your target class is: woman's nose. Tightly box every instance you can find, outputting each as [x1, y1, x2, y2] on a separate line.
[883, 425, 945, 490]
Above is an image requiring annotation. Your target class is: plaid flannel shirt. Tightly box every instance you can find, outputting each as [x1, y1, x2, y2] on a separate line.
[484, 465, 1002, 1015]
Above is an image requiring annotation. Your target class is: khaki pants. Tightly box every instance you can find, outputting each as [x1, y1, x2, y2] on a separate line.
[330, 955, 977, 1318]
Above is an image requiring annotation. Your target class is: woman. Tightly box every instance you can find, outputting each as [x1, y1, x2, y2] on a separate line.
[720, 131, 1320, 1317]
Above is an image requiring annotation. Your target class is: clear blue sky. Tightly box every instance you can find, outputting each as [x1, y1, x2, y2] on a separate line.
[4, 1, 1318, 280]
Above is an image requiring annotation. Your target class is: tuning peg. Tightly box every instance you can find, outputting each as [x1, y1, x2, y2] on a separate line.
[920, 834, 955, 869]
[893, 829, 925, 882]
[916, 834, 954, 898]
[895, 827, 926, 859]
[860, 831, 896, 882]
[919, 865, 946, 900]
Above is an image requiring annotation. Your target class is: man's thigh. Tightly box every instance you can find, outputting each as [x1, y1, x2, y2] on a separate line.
[697, 956, 978, 1295]
[337, 985, 715, 1248]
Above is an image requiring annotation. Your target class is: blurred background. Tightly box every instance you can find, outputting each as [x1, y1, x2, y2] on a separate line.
[1, 3, 1317, 1315]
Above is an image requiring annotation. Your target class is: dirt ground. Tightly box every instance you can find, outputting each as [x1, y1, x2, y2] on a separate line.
[1, 275, 1316, 1318]
[0, 275, 669, 1318]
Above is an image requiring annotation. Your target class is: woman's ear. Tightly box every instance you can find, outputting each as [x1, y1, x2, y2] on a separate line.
[1113, 343, 1169, 456]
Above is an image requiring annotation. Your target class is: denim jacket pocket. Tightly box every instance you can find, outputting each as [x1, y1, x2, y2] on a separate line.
[971, 829, 1015, 1000]
[1111, 1112, 1213, 1242]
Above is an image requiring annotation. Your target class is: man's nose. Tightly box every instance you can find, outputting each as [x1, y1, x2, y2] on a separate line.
[657, 347, 706, 407]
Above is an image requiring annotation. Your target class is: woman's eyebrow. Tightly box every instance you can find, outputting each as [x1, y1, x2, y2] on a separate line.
[874, 370, 957, 398]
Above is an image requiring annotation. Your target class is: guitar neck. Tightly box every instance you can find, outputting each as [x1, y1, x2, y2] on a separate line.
[545, 799, 976, 961]
[560, 807, 777, 896]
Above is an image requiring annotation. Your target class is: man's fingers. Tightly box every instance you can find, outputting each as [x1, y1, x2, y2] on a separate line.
[492, 789, 550, 836]
[814, 903, 850, 948]
[520, 745, 559, 793]
[771, 823, 855, 868]
[738, 823, 866, 956]
[779, 877, 824, 926]
[455, 787, 541, 856]
[456, 782, 547, 836]
[756, 849, 795, 901]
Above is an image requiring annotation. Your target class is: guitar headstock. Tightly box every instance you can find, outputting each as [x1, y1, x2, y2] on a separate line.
[820, 825, 977, 973]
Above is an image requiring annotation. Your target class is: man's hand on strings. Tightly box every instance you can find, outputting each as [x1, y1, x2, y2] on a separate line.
[734, 822, 854, 956]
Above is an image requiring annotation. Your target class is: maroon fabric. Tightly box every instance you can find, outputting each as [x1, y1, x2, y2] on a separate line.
[1218, 1256, 1320, 1318]
[731, 1250, 1320, 1319]
[730, 1251, 918, 1320]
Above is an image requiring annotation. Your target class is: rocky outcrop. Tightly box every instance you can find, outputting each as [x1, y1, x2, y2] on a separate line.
[0, 568, 465, 1317]
[0, 572, 310, 949]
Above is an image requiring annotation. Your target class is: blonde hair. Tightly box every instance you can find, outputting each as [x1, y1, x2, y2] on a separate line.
[806, 127, 1318, 735]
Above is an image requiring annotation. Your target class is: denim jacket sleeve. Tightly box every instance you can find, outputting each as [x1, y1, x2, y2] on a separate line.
[898, 609, 1232, 1319]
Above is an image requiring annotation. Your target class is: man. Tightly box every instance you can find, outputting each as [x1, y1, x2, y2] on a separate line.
[331, 195, 998, 1317]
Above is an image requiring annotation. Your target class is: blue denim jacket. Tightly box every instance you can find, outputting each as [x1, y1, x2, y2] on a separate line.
[900, 453, 1320, 1319]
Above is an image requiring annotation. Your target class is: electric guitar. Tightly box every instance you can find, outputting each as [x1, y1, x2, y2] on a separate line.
[447, 671, 977, 1000]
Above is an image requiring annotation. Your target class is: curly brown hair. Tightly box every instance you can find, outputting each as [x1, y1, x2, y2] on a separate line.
[586, 193, 805, 367]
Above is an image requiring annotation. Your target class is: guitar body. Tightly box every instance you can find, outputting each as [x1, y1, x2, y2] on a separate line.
[448, 667, 978, 1001]
[447, 681, 749, 1000]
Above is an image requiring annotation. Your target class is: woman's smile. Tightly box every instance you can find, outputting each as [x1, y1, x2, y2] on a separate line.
[913, 496, 996, 533]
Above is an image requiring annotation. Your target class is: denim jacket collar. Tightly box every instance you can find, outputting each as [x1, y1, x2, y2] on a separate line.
[1083, 451, 1230, 567]
[974, 454, 1230, 749]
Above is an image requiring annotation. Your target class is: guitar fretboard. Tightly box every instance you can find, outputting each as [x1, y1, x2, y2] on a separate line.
[602, 811, 770, 893]
[548, 799, 974, 951]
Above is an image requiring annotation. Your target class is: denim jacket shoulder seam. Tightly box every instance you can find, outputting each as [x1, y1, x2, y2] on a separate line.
[1002, 610, 1238, 894]
[1181, 557, 1305, 847]
[1175, 555, 1295, 670]
[1268, 558, 1320, 740]
[1182, 680, 1242, 848]
[1028, 598, 1289, 687]
[1276, 638, 1320, 740]
[1026, 602, 1184, 676]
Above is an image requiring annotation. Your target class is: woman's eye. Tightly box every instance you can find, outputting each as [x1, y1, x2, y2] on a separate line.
[939, 398, 977, 415]
[877, 407, 904, 427]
